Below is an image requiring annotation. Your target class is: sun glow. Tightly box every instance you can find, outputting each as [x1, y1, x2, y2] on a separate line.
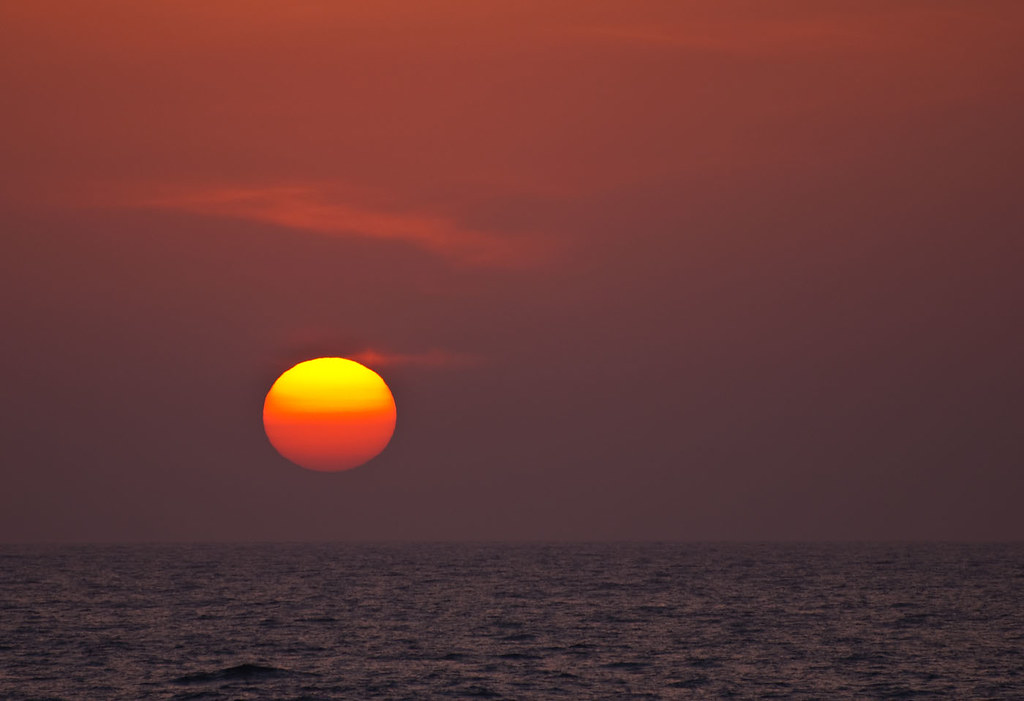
[263, 357, 396, 472]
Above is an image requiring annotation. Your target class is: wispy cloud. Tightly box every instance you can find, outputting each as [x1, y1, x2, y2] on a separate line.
[350, 348, 481, 369]
[567, 14, 930, 54]
[124, 184, 545, 268]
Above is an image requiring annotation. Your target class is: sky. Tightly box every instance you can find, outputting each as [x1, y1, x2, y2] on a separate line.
[1, 0, 1021, 542]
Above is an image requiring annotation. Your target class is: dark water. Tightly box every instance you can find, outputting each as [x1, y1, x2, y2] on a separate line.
[1, 543, 1022, 699]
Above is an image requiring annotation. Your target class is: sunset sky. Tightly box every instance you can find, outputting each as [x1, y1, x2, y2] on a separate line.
[2, 1, 1021, 542]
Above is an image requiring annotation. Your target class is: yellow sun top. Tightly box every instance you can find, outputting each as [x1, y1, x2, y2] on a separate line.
[264, 357, 395, 414]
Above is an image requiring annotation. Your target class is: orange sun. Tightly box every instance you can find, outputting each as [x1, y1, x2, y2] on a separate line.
[263, 357, 397, 471]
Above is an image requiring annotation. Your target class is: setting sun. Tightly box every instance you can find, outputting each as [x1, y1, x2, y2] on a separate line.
[263, 357, 397, 472]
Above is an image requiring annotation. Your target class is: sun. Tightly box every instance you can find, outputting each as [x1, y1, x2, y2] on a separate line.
[263, 357, 397, 472]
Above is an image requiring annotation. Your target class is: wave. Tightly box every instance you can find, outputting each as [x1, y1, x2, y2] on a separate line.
[172, 663, 300, 685]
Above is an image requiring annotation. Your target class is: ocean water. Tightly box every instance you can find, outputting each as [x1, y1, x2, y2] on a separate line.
[1, 543, 1022, 699]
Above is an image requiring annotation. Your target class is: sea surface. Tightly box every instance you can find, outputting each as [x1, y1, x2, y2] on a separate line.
[1, 543, 1022, 699]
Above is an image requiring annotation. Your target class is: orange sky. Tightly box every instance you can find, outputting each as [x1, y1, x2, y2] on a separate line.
[5, 1, 1019, 204]
[1, 1, 1022, 541]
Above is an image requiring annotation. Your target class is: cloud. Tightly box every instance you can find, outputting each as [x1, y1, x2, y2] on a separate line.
[569, 21, 866, 53]
[566, 9, 963, 55]
[349, 348, 481, 369]
[124, 184, 545, 268]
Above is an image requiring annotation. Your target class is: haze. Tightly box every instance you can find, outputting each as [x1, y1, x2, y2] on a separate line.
[1, 1, 1021, 542]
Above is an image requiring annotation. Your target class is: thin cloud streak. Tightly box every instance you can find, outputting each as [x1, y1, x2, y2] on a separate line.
[128, 184, 545, 268]
[570, 22, 867, 53]
[350, 349, 481, 369]
[568, 8, 975, 55]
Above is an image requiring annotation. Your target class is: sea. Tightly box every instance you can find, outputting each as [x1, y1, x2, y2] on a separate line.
[1, 543, 1022, 699]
